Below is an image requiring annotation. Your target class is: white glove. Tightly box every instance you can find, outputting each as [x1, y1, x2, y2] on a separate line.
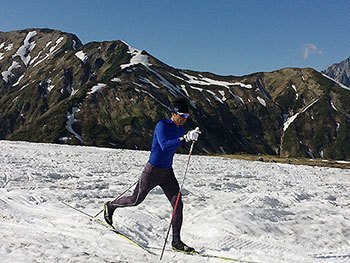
[183, 127, 201, 142]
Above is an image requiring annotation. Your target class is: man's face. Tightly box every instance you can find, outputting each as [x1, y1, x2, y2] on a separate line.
[172, 112, 189, 126]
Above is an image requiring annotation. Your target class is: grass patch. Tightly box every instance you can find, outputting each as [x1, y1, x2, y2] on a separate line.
[210, 153, 350, 169]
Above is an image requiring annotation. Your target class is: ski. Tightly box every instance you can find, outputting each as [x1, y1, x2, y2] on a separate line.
[188, 251, 240, 261]
[148, 246, 252, 262]
[173, 249, 240, 261]
[62, 201, 251, 262]
[61, 201, 156, 255]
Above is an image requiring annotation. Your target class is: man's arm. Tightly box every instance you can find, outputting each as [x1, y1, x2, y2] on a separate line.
[155, 121, 183, 152]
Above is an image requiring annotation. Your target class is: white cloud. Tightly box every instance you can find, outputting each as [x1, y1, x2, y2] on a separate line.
[303, 43, 322, 60]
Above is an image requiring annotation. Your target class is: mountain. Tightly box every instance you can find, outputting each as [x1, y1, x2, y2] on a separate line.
[322, 57, 350, 88]
[1, 28, 350, 160]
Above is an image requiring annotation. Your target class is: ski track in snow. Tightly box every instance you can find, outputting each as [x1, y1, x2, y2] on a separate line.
[0, 140, 350, 263]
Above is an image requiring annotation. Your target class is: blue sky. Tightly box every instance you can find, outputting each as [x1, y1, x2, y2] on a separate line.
[1, 0, 349, 76]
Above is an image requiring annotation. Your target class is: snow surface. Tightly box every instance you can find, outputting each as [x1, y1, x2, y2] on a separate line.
[0, 140, 350, 263]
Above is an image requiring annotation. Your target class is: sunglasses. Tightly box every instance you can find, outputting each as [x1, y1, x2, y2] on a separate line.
[176, 112, 190, 119]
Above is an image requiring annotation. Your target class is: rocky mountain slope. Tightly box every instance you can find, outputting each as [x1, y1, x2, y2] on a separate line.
[1, 28, 350, 160]
[323, 57, 350, 88]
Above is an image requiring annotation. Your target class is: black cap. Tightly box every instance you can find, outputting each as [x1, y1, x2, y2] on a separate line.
[172, 97, 189, 113]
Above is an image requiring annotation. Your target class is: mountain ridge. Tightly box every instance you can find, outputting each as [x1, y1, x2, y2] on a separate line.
[1, 28, 350, 160]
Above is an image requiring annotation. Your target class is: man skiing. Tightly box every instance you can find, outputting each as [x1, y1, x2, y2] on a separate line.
[104, 97, 201, 252]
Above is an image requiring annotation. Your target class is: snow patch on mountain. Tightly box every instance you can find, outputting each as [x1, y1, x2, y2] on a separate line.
[87, 83, 107, 95]
[12, 75, 25, 87]
[30, 37, 65, 67]
[218, 90, 227, 101]
[322, 73, 350, 90]
[291, 85, 299, 99]
[64, 107, 83, 143]
[1, 61, 21, 83]
[138, 89, 171, 110]
[205, 90, 224, 104]
[139, 77, 161, 89]
[120, 44, 151, 69]
[13, 31, 37, 66]
[283, 99, 320, 132]
[61, 83, 77, 97]
[181, 72, 253, 90]
[331, 101, 338, 112]
[4, 43, 13, 52]
[180, 85, 190, 97]
[189, 85, 203, 92]
[119, 42, 183, 97]
[182, 73, 233, 87]
[75, 50, 88, 63]
[49, 37, 64, 54]
[257, 96, 266, 107]
[111, 77, 121, 83]
[153, 71, 183, 96]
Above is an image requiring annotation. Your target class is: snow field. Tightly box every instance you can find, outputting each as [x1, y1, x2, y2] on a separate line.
[0, 140, 350, 262]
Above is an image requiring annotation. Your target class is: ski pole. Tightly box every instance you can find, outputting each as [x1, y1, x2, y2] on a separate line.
[160, 141, 195, 261]
[93, 180, 138, 218]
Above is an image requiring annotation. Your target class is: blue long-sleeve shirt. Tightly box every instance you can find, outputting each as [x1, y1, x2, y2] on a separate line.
[148, 119, 185, 169]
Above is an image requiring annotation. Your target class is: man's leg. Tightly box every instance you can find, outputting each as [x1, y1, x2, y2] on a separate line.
[104, 163, 158, 224]
[160, 169, 195, 252]
[159, 170, 183, 242]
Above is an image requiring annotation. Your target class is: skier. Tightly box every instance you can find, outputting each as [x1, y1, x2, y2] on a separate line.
[103, 97, 201, 252]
